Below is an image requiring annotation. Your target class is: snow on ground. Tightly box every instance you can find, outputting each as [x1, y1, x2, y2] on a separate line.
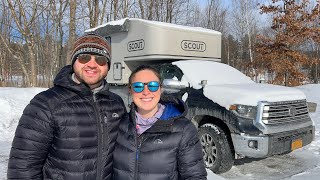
[0, 87, 47, 142]
[0, 85, 319, 179]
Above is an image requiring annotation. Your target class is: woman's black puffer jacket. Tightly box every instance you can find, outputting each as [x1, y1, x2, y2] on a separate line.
[113, 95, 207, 180]
[7, 65, 127, 180]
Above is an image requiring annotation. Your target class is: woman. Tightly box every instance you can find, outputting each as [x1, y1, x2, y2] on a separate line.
[113, 65, 207, 180]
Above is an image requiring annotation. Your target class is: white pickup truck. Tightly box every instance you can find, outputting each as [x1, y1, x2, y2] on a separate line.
[87, 18, 315, 173]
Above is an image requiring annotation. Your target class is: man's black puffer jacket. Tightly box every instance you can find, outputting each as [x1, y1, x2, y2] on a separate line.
[113, 95, 207, 180]
[7, 65, 127, 180]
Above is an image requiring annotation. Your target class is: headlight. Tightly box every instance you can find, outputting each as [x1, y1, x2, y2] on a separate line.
[230, 104, 257, 119]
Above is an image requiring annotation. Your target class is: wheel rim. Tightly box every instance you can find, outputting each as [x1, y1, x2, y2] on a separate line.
[200, 133, 217, 167]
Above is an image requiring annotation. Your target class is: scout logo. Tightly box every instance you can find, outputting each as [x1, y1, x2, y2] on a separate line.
[181, 40, 206, 52]
[128, 39, 145, 52]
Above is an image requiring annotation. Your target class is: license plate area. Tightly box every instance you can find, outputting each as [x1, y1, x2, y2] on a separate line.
[291, 139, 303, 150]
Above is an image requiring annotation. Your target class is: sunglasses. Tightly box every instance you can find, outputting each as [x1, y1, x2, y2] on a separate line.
[131, 81, 160, 93]
[77, 54, 109, 66]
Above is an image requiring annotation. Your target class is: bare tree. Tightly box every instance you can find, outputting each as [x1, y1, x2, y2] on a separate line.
[136, 0, 158, 20]
[99, 0, 109, 24]
[122, 0, 128, 17]
[67, 0, 77, 65]
[3, 0, 42, 86]
[138, 0, 145, 19]
[147, 0, 154, 19]
[228, 0, 260, 78]
[0, 0, 9, 86]
[203, 0, 226, 32]
[113, 0, 118, 20]
[166, 0, 173, 22]
[88, 0, 99, 28]
[186, 1, 201, 26]
[43, 0, 69, 86]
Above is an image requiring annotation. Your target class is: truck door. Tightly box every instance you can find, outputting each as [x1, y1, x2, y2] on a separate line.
[113, 62, 122, 80]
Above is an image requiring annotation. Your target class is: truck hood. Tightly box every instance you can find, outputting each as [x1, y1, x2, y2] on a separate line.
[203, 83, 306, 109]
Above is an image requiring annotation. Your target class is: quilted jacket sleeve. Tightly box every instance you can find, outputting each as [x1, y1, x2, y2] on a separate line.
[178, 120, 207, 180]
[7, 93, 54, 179]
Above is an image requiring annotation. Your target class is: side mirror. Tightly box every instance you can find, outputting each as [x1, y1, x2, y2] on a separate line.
[162, 79, 188, 94]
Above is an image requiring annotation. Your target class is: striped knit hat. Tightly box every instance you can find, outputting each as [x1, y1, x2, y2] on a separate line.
[71, 33, 111, 67]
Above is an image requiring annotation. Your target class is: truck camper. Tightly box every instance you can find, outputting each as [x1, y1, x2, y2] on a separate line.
[86, 18, 315, 173]
[86, 18, 221, 84]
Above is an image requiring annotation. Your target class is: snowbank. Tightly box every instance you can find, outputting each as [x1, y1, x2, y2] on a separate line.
[0, 87, 47, 141]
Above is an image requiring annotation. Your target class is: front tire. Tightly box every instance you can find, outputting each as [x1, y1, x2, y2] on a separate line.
[198, 125, 234, 174]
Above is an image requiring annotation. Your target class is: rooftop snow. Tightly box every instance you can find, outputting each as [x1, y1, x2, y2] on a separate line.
[86, 18, 221, 35]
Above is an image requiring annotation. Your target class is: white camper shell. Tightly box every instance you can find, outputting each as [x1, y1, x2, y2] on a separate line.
[86, 18, 221, 84]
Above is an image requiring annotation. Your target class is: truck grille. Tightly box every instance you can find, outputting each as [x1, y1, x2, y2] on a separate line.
[262, 100, 309, 125]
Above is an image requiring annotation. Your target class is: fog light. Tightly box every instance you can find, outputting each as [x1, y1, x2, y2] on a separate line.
[248, 140, 258, 149]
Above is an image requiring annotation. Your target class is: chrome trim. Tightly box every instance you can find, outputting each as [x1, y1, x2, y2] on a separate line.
[255, 100, 313, 134]
[231, 133, 269, 158]
[232, 125, 315, 158]
[162, 79, 188, 94]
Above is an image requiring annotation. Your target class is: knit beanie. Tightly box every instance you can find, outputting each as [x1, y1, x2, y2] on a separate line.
[71, 33, 111, 68]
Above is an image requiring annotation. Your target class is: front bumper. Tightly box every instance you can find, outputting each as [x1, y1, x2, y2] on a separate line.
[231, 125, 315, 158]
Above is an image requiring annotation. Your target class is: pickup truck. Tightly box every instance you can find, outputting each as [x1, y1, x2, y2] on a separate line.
[158, 60, 315, 173]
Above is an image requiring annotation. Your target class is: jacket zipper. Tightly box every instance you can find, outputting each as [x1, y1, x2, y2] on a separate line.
[92, 94, 104, 180]
[134, 135, 144, 180]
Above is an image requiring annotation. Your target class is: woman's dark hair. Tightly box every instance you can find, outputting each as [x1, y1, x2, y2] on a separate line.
[128, 65, 161, 85]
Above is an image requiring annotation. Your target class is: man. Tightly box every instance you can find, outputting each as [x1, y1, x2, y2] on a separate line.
[7, 33, 127, 179]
